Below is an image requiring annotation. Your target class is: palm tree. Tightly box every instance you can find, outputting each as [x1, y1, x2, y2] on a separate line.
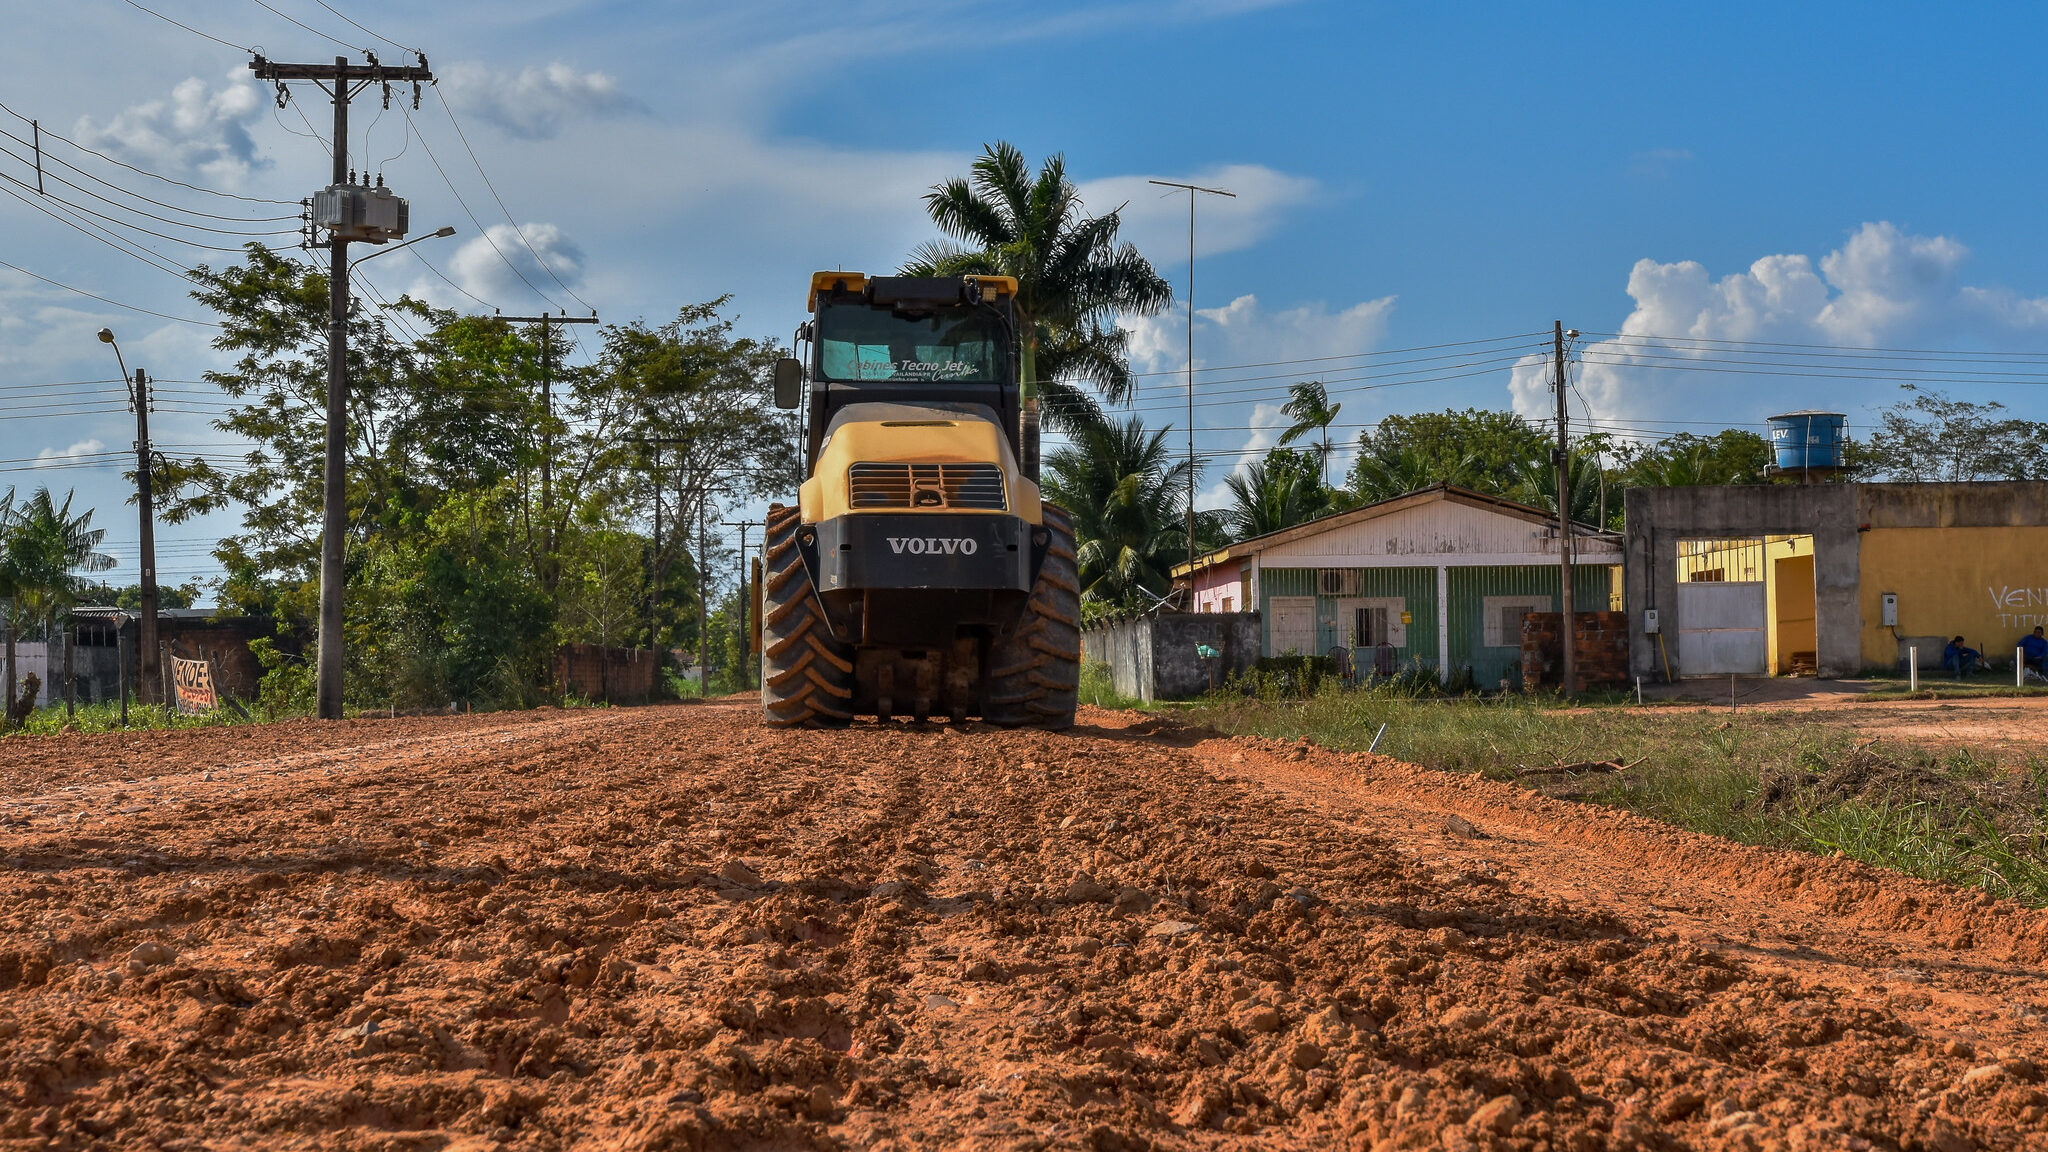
[1223, 449, 1339, 540]
[1043, 418, 1212, 609]
[2, 488, 115, 719]
[1277, 380, 1342, 488]
[1510, 446, 1605, 527]
[903, 142, 1175, 466]
[1350, 441, 1474, 503]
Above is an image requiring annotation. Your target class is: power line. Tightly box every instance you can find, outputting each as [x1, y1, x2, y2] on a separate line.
[307, 0, 419, 55]
[433, 87, 592, 312]
[0, 168, 288, 250]
[396, 103, 557, 307]
[112, 0, 252, 52]
[0, 126, 302, 224]
[247, 0, 366, 52]
[0, 257, 222, 327]
[0, 177, 198, 280]
[0, 101, 295, 206]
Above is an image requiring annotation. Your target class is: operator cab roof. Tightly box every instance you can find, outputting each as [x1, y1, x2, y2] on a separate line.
[808, 271, 1017, 312]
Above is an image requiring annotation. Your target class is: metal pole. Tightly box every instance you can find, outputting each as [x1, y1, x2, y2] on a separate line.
[118, 623, 129, 727]
[316, 56, 350, 720]
[539, 315, 552, 553]
[1553, 321, 1575, 696]
[1185, 190, 1195, 567]
[1148, 179, 1234, 569]
[131, 367, 160, 705]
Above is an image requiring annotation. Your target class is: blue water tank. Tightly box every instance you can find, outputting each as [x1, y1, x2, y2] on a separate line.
[1767, 410, 1848, 472]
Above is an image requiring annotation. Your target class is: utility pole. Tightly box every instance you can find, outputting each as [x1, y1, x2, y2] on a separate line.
[96, 329, 158, 705]
[129, 366, 159, 705]
[650, 440, 662, 647]
[497, 312, 599, 562]
[252, 52, 434, 719]
[722, 520, 762, 689]
[1149, 178, 1235, 568]
[698, 498, 710, 691]
[1553, 320, 1576, 696]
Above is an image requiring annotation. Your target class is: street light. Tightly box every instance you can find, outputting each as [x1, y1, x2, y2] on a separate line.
[95, 327, 160, 709]
[351, 225, 457, 269]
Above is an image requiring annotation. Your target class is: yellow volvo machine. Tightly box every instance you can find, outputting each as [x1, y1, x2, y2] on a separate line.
[756, 272, 1079, 728]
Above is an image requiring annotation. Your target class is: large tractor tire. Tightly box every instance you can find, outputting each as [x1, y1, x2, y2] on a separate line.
[983, 503, 1081, 729]
[760, 504, 855, 727]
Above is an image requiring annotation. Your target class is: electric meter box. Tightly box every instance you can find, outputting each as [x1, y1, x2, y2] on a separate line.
[311, 184, 410, 244]
[1881, 593, 1898, 627]
[1643, 608, 1660, 634]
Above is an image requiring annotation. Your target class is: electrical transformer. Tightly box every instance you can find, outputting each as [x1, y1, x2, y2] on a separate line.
[311, 183, 410, 244]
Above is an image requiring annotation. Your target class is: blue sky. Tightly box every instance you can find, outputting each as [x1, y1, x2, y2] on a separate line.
[5, 0, 2048, 591]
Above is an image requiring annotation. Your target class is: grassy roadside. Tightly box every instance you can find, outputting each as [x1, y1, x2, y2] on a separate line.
[1179, 688, 2048, 906]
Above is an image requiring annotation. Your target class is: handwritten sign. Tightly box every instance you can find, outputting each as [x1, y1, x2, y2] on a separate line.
[171, 656, 217, 715]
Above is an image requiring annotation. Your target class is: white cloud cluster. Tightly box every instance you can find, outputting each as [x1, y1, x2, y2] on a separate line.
[442, 63, 640, 140]
[436, 222, 587, 309]
[1507, 222, 2048, 427]
[38, 439, 105, 462]
[72, 73, 267, 188]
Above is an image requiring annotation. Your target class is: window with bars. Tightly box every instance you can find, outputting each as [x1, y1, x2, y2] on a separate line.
[1482, 596, 1552, 647]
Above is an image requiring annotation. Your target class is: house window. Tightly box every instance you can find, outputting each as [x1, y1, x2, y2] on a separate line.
[1482, 595, 1552, 647]
[1221, 596, 1233, 613]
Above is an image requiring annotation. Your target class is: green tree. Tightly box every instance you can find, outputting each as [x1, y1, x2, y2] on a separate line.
[1348, 408, 1548, 499]
[903, 141, 1174, 450]
[1278, 380, 1342, 489]
[1224, 448, 1340, 540]
[1043, 418, 1216, 610]
[1861, 388, 2048, 481]
[1611, 429, 1772, 489]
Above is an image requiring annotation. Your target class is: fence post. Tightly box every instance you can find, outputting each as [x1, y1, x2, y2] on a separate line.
[64, 622, 75, 719]
[1908, 645, 1918, 692]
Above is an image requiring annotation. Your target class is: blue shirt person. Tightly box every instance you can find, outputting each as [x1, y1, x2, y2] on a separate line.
[1944, 636, 1982, 679]
[2022, 627, 2048, 676]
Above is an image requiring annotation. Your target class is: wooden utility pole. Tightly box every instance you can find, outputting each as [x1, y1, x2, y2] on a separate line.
[251, 53, 434, 719]
[1553, 320, 1576, 696]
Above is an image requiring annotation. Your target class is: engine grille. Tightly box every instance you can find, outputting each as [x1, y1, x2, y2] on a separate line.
[848, 462, 1007, 511]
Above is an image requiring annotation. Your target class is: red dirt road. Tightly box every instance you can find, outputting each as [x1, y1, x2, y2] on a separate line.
[2, 702, 2046, 1150]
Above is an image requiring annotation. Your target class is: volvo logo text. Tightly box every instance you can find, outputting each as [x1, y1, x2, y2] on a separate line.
[887, 537, 978, 555]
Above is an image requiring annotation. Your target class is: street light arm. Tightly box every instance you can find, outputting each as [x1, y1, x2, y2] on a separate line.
[349, 225, 457, 270]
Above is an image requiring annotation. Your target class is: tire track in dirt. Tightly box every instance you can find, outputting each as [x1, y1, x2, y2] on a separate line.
[0, 701, 2043, 1150]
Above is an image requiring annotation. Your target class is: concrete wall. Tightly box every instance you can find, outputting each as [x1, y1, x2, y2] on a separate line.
[1083, 612, 1260, 702]
[1625, 482, 2048, 678]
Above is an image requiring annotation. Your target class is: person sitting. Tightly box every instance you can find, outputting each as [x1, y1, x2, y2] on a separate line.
[1943, 636, 1982, 679]
[2022, 626, 2048, 679]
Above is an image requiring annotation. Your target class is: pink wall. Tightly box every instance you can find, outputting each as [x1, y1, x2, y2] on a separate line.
[1191, 564, 1245, 613]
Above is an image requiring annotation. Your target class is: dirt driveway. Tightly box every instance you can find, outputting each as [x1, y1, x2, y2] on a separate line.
[1, 702, 2044, 1149]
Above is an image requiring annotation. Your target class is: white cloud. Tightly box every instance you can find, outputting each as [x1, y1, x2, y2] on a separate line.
[37, 439, 105, 462]
[72, 72, 268, 189]
[441, 63, 641, 140]
[1197, 401, 1288, 508]
[1507, 222, 2048, 428]
[1079, 165, 1317, 268]
[435, 222, 586, 309]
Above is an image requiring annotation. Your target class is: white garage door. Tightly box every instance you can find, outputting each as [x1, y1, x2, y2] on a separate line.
[1676, 581, 1767, 676]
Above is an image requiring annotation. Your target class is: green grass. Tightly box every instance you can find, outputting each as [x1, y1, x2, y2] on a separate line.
[1079, 662, 1153, 711]
[3, 699, 256, 736]
[1183, 686, 2048, 906]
